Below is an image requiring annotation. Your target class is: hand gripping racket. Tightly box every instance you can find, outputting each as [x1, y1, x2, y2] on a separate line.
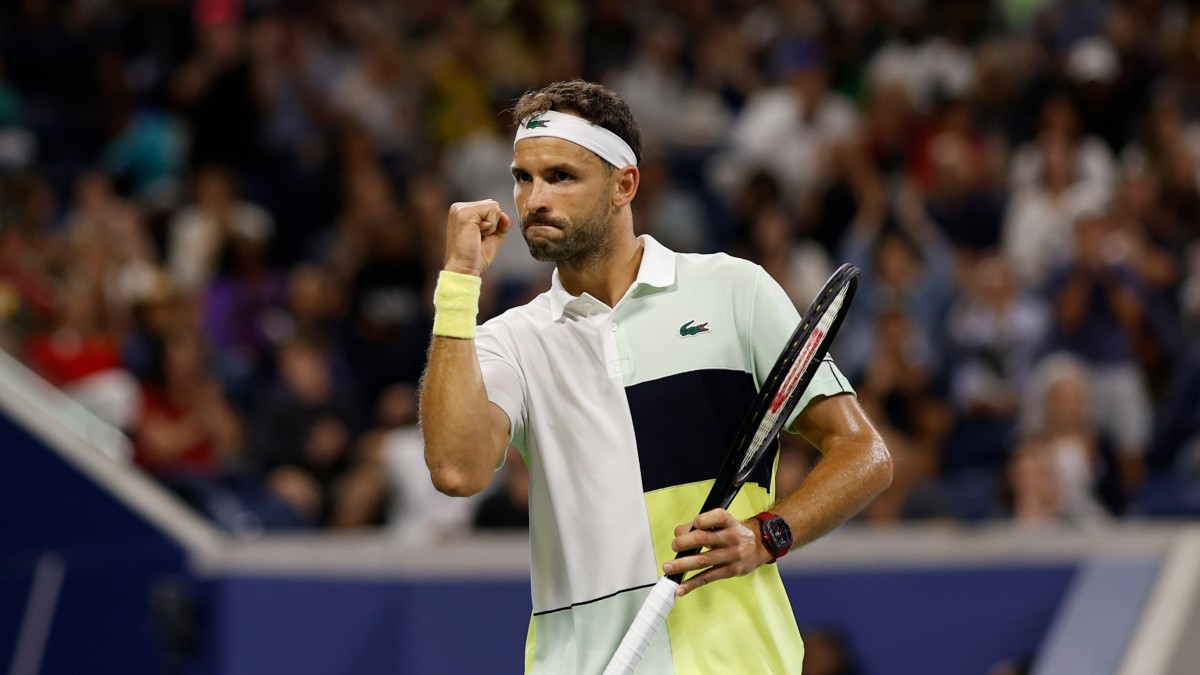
[602, 263, 860, 675]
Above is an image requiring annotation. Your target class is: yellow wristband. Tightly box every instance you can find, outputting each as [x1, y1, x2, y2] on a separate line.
[433, 270, 482, 338]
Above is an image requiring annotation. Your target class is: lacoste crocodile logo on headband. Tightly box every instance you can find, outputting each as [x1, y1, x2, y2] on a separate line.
[679, 320, 710, 337]
[525, 118, 549, 129]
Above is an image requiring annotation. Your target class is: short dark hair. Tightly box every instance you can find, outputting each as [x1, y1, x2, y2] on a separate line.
[511, 79, 643, 167]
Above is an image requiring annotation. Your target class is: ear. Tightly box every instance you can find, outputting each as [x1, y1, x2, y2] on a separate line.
[611, 166, 639, 209]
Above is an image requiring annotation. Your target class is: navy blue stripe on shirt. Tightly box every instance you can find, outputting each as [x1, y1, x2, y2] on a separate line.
[625, 368, 774, 494]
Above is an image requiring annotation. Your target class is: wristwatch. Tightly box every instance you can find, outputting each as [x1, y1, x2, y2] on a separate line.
[753, 512, 793, 563]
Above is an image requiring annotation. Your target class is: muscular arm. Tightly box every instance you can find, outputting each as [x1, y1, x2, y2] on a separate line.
[421, 338, 512, 496]
[419, 200, 515, 497]
[667, 393, 891, 595]
[774, 393, 892, 548]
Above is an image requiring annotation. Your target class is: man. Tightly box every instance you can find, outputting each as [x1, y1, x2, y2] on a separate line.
[420, 80, 892, 674]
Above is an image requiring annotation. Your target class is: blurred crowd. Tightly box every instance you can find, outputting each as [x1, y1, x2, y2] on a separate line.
[3, 0, 1200, 536]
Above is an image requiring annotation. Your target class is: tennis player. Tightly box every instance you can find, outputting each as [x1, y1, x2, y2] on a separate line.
[420, 80, 892, 674]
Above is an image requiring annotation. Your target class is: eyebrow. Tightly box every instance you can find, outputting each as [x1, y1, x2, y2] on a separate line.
[510, 163, 581, 177]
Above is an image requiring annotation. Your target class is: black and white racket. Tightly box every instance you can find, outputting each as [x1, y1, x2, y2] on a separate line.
[603, 263, 860, 675]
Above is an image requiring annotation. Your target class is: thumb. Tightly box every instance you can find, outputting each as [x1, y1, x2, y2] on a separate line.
[496, 211, 513, 235]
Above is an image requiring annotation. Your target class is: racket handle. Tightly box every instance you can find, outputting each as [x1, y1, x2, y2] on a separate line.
[602, 577, 679, 675]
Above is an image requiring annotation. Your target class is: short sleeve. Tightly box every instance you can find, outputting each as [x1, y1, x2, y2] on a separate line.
[747, 267, 855, 432]
[475, 320, 527, 450]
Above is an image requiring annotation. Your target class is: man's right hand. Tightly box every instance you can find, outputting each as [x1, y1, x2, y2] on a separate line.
[444, 200, 512, 276]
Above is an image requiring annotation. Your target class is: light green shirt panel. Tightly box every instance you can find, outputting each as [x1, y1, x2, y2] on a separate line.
[614, 253, 757, 389]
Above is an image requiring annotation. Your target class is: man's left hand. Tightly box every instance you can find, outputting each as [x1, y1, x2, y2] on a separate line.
[662, 509, 772, 597]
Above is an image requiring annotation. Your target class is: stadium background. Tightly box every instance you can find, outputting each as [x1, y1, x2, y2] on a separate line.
[4, 0, 1200, 673]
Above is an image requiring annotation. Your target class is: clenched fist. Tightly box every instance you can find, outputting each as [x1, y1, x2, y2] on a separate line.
[444, 200, 512, 277]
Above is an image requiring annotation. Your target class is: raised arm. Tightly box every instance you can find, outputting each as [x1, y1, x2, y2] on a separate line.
[419, 200, 514, 497]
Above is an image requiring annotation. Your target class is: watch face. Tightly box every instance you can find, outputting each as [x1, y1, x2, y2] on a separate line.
[766, 517, 793, 551]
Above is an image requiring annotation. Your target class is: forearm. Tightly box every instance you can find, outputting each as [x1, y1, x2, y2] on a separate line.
[421, 200, 515, 496]
[419, 336, 504, 496]
[771, 434, 892, 548]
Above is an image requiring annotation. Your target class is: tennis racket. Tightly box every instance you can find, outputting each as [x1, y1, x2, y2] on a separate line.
[602, 263, 860, 675]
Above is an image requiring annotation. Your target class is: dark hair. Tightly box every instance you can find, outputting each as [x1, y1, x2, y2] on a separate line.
[510, 79, 643, 167]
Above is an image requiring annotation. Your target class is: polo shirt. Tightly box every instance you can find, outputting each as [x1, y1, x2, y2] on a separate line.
[476, 235, 854, 674]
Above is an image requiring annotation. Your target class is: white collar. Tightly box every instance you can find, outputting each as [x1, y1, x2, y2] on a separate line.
[547, 235, 676, 321]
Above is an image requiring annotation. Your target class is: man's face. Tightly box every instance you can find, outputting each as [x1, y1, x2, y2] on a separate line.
[511, 137, 616, 267]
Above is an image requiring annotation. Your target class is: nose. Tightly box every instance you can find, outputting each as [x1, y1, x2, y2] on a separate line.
[522, 178, 551, 214]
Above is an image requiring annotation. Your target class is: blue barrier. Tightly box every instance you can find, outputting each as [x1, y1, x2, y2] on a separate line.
[1, 414, 187, 675]
[192, 564, 1073, 675]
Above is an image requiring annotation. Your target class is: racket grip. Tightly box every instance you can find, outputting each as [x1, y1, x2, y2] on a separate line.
[602, 577, 679, 675]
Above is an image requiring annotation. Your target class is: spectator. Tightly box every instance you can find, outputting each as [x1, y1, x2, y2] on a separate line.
[630, 153, 712, 254]
[1009, 93, 1115, 193]
[200, 216, 288, 403]
[171, 0, 260, 169]
[1042, 212, 1153, 494]
[941, 253, 1051, 476]
[61, 171, 159, 318]
[1002, 129, 1110, 288]
[1007, 353, 1122, 525]
[855, 307, 951, 522]
[860, 79, 919, 187]
[278, 263, 346, 348]
[342, 185, 432, 400]
[607, 18, 690, 151]
[0, 56, 37, 172]
[366, 383, 482, 542]
[713, 39, 860, 215]
[132, 328, 242, 478]
[329, 35, 423, 160]
[167, 168, 274, 293]
[24, 279, 139, 430]
[838, 181, 956, 382]
[250, 335, 382, 528]
[865, 6, 975, 115]
[912, 98, 1006, 253]
[738, 203, 832, 310]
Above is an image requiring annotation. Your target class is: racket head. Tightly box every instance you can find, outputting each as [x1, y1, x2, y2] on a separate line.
[720, 263, 860, 500]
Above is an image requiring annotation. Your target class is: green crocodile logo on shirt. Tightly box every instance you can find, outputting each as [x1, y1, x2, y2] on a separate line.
[525, 118, 549, 129]
[679, 320, 710, 337]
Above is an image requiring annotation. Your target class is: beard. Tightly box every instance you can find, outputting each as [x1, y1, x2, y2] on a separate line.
[519, 197, 615, 267]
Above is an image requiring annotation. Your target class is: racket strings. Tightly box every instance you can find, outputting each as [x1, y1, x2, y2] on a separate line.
[738, 286, 850, 476]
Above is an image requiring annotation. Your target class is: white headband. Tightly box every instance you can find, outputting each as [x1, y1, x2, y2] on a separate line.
[513, 110, 638, 168]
